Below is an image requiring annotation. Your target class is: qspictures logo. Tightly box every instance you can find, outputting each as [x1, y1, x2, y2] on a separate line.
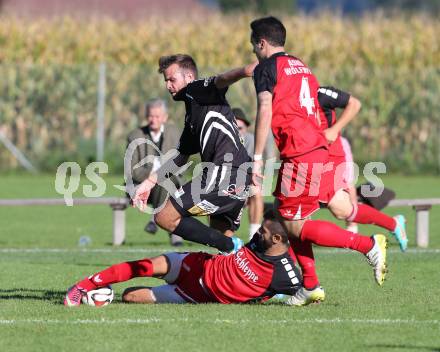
[54, 137, 389, 212]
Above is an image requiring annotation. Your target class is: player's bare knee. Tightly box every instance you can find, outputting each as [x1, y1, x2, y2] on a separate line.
[122, 287, 154, 304]
[122, 289, 136, 303]
[331, 206, 351, 220]
[328, 190, 352, 220]
[328, 201, 353, 220]
[154, 204, 181, 231]
[153, 211, 168, 229]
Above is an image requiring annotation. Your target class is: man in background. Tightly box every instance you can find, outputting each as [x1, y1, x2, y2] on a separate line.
[127, 98, 183, 246]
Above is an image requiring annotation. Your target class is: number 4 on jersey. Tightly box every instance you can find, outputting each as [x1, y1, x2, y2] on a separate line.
[299, 76, 320, 126]
[299, 77, 315, 115]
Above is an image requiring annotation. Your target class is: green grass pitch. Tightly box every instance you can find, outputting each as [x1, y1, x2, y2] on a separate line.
[1, 174, 440, 351]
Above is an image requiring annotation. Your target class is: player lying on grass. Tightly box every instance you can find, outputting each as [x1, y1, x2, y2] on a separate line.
[65, 218, 303, 306]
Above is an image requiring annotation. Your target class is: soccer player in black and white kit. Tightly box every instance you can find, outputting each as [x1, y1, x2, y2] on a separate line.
[133, 54, 257, 253]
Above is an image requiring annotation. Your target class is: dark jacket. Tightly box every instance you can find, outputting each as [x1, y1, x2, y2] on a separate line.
[126, 123, 181, 207]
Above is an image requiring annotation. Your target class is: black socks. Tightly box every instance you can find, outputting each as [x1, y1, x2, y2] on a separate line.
[174, 217, 234, 252]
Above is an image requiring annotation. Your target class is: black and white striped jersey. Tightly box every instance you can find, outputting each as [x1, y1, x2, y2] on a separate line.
[173, 77, 251, 167]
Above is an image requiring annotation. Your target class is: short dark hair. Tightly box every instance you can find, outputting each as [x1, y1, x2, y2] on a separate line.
[158, 54, 198, 78]
[263, 202, 279, 222]
[250, 16, 286, 47]
[263, 218, 288, 244]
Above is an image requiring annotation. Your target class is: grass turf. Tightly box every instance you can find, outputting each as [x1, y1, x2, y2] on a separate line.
[0, 173, 440, 351]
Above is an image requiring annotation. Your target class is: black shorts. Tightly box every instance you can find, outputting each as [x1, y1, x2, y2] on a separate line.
[170, 166, 251, 232]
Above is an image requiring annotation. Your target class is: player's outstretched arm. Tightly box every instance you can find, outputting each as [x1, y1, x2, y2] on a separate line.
[325, 96, 361, 143]
[132, 153, 190, 211]
[214, 61, 258, 89]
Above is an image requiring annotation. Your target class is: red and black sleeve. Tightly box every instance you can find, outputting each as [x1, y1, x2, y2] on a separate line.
[317, 86, 351, 128]
[253, 58, 277, 94]
[318, 86, 350, 110]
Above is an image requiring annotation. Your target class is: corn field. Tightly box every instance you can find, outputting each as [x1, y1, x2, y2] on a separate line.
[0, 13, 439, 173]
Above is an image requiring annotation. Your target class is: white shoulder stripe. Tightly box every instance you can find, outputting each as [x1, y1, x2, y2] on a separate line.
[202, 122, 238, 153]
[318, 88, 338, 99]
[200, 111, 237, 145]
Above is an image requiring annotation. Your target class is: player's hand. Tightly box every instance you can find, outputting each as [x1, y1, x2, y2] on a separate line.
[132, 179, 155, 212]
[324, 127, 338, 144]
[252, 159, 264, 189]
[244, 61, 258, 77]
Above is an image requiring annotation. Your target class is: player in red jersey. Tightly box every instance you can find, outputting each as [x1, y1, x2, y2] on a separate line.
[317, 86, 407, 251]
[249, 17, 388, 306]
[64, 218, 302, 306]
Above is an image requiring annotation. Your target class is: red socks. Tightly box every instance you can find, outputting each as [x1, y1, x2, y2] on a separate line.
[301, 220, 374, 254]
[289, 237, 319, 290]
[348, 204, 396, 231]
[289, 219, 376, 290]
[77, 259, 154, 291]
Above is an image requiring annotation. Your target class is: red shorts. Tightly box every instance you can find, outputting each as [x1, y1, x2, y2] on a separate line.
[174, 252, 217, 304]
[319, 154, 350, 204]
[274, 148, 328, 220]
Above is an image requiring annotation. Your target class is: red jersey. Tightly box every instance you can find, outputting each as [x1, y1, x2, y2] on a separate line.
[202, 238, 301, 304]
[317, 86, 351, 157]
[253, 52, 327, 158]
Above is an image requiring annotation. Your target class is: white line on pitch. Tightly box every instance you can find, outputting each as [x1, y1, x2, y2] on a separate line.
[0, 248, 183, 254]
[0, 318, 438, 325]
[0, 248, 439, 254]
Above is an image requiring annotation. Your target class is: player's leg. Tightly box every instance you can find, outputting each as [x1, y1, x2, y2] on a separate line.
[121, 286, 156, 304]
[276, 150, 387, 290]
[277, 215, 325, 305]
[328, 188, 407, 251]
[154, 198, 236, 252]
[122, 251, 195, 304]
[210, 216, 234, 237]
[274, 158, 325, 304]
[345, 185, 359, 233]
[154, 197, 182, 232]
[273, 150, 326, 302]
[323, 153, 407, 251]
[122, 251, 190, 304]
[123, 252, 216, 304]
[209, 187, 246, 248]
[159, 168, 250, 252]
[64, 255, 170, 307]
[328, 188, 395, 228]
[279, 194, 378, 266]
[280, 215, 320, 288]
[281, 212, 387, 287]
[209, 211, 243, 247]
[326, 188, 354, 220]
[149, 184, 183, 245]
[122, 285, 188, 304]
